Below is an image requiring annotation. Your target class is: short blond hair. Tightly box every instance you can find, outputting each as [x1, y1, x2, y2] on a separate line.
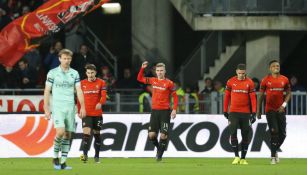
[58, 49, 73, 57]
[156, 63, 165, 68]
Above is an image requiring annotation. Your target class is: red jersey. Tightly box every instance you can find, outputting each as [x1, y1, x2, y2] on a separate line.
[81, 78, 107, 116]
[224, 76, 257, 113]
[260, 74, 291, 112]
[137, 68, 178, 110]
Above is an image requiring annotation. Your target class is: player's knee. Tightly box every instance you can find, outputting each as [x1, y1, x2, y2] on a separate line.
[93, 130, 100, 135]
[160, 133, 168, 140]
[83, 127, 91, 135]
[56, 130, 65, 138]
[148, 133, 157, 140]
[271, 128, 279, 135]
[63, 132, 71, 139]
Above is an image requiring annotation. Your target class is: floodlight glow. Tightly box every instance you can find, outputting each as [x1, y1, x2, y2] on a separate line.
[101, 3, 121, 14]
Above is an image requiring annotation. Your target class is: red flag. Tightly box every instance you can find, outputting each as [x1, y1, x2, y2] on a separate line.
[0, 0, 109, 67]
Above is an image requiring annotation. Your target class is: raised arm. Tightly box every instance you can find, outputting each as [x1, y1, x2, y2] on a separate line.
[137, 61, 149, 84]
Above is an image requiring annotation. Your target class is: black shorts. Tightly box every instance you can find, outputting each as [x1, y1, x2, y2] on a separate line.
[266, 111, 286, 136]
[82, 116, 103, 131]
[228, 112, 251, 135]
[148, 109, 171, 135]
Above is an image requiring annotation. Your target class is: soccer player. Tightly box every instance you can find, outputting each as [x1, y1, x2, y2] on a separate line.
[79, 64, 107, 163]
[137, 61, 178, 162]
[256, 60, 291, 165]
[44, 49, 86, 170]
[224, 63, 257, 165]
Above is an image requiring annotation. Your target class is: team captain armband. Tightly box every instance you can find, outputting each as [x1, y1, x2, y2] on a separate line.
[47, 77, 54, 83]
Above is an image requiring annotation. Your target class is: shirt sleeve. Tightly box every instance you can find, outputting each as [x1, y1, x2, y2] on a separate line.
[45, 71, 54, 87]
[259, 77, 267, 93]
[249, 80, 257, 113]
[137, 68, 153, 85]
[100, 81, 107, 104]
[223, 80, 231, 112]
[169, 81, 178, 110]
[75, 72, 81, 87]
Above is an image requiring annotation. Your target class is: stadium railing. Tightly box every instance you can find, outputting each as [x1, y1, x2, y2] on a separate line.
[185, 0, 307, 15]
[0, 89, 306, 115]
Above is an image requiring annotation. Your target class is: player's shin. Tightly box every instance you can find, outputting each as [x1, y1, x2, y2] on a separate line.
[149, 137, 159, 149]
[241, 140, 249, 159]
[230, 135, 239, 157]
[241, 130, 249, 159]
[53, 137, 62, 158]
[271, 134, 279, 157]
[82, 134, 91, 156]
[158, 139, 167, 154]
[94, 133, 101, 158]
[61, 138, 71, 164]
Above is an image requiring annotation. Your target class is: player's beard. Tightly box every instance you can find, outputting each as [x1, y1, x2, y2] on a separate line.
[89, 77, 96, 81]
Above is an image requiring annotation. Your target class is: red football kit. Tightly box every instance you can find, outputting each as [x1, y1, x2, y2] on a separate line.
[81, 78, 107, 116]
[137, 68, 178, 110]
[260, 74, 291, 112]
[224, 76, 257, 113]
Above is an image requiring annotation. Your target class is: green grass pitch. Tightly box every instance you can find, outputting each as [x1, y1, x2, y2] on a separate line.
[0, 158, 306, 175]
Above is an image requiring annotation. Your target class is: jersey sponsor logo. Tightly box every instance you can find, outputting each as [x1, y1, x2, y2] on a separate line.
[152, 85, 166, 91]
[83, 90, 100, 94]
[1, 116, 55, 155]
[269, 88, 284, 91]
[54, 81, 74, 88]
[232, 89, 248, 93]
